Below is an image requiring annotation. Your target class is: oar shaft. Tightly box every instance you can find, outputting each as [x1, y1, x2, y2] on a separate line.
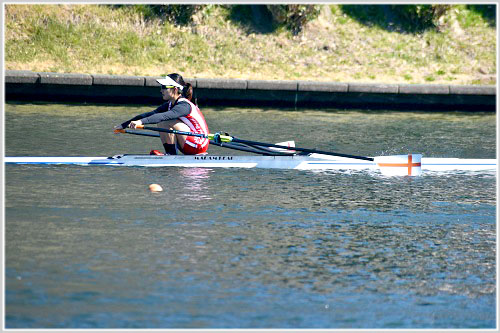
[126, 130, 160, 137]
[139, 125, 234, 142]
[211, 141, 295, 156]
[140, 125, 210, 139]
[230, 137, 374, 161]
[114, 129, 160, 137]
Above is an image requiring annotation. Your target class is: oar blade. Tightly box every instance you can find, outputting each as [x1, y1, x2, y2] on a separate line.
[374, 154, 422, 176]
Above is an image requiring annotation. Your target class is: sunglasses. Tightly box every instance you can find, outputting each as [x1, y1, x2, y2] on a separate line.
[161, 85, 175, 90]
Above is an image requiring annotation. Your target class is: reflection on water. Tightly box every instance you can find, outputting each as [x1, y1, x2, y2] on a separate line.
[178, 167, 213, 201]
[4, 103, 496, 329]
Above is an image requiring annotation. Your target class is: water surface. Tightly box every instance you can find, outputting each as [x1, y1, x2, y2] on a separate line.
[4, 102, 496, 328]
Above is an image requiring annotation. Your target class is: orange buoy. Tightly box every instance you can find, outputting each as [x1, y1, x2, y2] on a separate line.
[149, 184, 163, 192]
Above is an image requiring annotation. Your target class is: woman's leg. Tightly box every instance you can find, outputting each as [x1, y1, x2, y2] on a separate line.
[157, 120, 191, 153]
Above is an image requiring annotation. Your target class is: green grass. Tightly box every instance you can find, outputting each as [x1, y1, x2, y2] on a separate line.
[4, 4, 497, 85]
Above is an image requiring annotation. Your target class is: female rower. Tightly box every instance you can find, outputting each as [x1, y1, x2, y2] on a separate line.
[114, 73, 209, 155]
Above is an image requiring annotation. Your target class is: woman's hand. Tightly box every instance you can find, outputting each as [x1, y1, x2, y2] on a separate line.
[129, 120, 143, 129]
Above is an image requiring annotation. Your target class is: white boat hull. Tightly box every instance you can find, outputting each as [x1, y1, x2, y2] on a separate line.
[4, 154, 497, 174]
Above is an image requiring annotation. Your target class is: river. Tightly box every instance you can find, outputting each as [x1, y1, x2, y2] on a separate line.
[4, 102, 496, 329]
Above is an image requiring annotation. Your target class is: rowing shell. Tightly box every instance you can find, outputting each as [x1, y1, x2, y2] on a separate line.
[4, 154, 497, 176]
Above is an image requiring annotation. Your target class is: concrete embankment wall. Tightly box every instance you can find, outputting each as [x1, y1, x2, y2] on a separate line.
[5, 70, 497, 111]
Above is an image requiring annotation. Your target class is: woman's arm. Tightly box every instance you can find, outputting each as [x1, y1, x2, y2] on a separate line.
[140, 101, 191, 125]
[116, 102, 171, 129]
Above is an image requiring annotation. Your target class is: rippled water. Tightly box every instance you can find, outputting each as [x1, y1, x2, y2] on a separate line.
[4, 102, 497, 328]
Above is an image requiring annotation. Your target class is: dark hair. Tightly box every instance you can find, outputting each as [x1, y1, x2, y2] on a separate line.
[167, 73, 194, 102]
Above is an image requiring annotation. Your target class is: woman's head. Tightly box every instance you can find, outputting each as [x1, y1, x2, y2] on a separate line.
[158, 73, 194, 102]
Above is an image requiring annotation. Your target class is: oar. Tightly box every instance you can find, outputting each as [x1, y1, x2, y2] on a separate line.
[212, 141, 295, 156]
[135, 125, 374, 161]
[115, 129, 160, 137]
[115, 128, 294, 156]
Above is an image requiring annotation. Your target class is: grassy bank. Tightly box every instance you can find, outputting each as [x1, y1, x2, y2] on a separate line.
[4, 4, 497, 85]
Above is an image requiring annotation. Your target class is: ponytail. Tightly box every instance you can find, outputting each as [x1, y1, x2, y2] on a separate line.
[182, 82, 194, 102]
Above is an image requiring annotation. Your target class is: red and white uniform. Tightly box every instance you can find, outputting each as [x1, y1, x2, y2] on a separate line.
[177, 98, 209, 155]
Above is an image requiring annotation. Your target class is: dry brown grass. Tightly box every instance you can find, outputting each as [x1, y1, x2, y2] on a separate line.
[4, 4, 496, 85]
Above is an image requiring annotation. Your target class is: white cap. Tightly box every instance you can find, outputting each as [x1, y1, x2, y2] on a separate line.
[156, 75, 183, 91]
